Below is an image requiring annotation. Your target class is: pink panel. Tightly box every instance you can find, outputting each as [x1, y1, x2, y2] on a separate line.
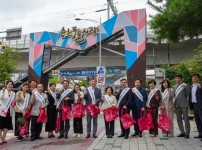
[138, 16, 146, 31]
[138, 9, 146, 21]
[66, 44, 71, 48]
[71, 43, 81, 50]
[130, 10, 138, 27]
[138, 40, 146, 56]
[112, 26, 123, 34]
[125, 40, 137, 52]
[123, 11, 132, 24]
[86, 34, 97, 46]
[34, 44, 43, 61]
[47, 41, 53, 46]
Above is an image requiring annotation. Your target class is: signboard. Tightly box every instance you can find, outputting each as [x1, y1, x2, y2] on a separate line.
[42, 45, 52, 71]
[6, 27, 22, 41]
[96, 66, 106, 76]
[51, 67, 121, 76]
[97, 76, 105, 85]
[59, 26, 99, 44]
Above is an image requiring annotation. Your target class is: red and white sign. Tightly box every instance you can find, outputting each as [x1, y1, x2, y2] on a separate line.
[97, 76, 105, 85]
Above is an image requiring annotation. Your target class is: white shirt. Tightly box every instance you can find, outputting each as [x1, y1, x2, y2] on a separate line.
[192, 84, 198, 103]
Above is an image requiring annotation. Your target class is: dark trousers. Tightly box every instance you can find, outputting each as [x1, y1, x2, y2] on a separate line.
[86, 111, 98, 135]
[31, 116, 42, 139]
[193, 103, 202, 136]
[119, 109, 130, 136]
[132, 108, 142, 134]
[149, 107, 158, 135]
[59, 111, 70, 136]
[14, 112, 23, 137]
[73, 118, 83, 134]
[104, 117, 115, 136]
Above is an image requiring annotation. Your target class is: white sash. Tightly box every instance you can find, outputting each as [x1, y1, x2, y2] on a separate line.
[175, 83, 186, 99]
[132, 87, 143, 102]
[35, 91, 45, 105]
[148, 88, 158, 104]
[162, 89, 169, 101]
[17, 93, 30, 112]
[88, 87, 96, 103]
[104, 95, 112, 105]
[0, 90, 15, 117]
[118, 87, 130, 106]
[50, 90, 58, 105]
[57, 89, 72, 107]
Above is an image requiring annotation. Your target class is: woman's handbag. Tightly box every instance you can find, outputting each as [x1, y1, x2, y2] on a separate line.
[55, 113, 60, 133]
[158, 109, 171, 132]
[73, 103, 86, 118]
[103, 106, 118, 122]
[18, 116, 25, 125]
[120, 109, 136, 129]
[19, 124, 26, 136]
[146, 109, 154, 129]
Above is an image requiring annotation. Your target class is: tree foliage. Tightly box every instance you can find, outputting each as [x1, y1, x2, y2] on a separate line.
[49, 76, 60, 84]
[162, 43, 202, 85]
[0, 46, 20, 84]
[148, 0, 202, 42]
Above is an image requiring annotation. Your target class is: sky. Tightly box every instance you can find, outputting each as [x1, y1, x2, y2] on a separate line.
[0, 0, 158, 36]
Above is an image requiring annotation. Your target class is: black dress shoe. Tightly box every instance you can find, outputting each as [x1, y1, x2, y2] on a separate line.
[131, 132, 139, 137]
[65, 135, 68, 139]
[124, 135, 129, 139]
[86, 134, 90, 138]
[107, 135, 110, 138]
[109, 135, 112, 138]
[118, 134, 125, 138]
[93, 134, 98, 138]
[139, 133, 143, 137]
[177, 133, 185, 137]
[36, 136, 43, 140]
[185, 135, 189, 139]
[30, 138, 35, 141]
[201, 138, 202, 141]
[58, 135, 64, 139]
[194, 135, 202, 139]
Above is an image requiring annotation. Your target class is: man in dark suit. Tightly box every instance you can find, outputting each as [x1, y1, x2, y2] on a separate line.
[84, 78, 102, 138]
[189, 73, 202, 141]
[57, 80, 74, 139]
[131, 78, 147, 137]
[116, 78, 132, 139]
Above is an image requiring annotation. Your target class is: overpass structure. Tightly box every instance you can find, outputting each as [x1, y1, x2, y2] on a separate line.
[12, 9, 146, 89]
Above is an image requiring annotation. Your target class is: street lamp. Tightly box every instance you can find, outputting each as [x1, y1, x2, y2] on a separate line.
[75, 9, 107, 66]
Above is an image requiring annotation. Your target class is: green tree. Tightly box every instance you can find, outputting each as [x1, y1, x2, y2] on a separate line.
[162, 45, 202, 85]
[49, 76, 60, 84]
[78, 80, 87, 88]
[0, 46, 21, 84]
[148, 0, 202, 42]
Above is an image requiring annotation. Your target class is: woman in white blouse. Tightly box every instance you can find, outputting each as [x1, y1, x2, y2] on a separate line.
[101, 86, 117, 138]
[0, 81, 15, 144]
[72, 84, 84, 138]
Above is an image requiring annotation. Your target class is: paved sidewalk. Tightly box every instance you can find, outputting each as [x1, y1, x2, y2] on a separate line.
[87, 117, 202, 150]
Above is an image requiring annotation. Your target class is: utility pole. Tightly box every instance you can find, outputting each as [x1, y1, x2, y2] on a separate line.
[107, 0, 110, 19]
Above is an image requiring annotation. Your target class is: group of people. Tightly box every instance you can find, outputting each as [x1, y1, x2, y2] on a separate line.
[0, 73, 202, 145]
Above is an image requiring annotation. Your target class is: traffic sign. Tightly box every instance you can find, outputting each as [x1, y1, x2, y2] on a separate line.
[96, 66, 106, 75]
[97, 76, 105, 85]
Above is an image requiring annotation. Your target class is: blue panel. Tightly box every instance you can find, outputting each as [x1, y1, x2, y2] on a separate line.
[37, 32, 51, 44]
[96, 33, 108, 43]
[33, 55, 43, 77]
[80, 40, 87, 50]
[30, 33, 34, 42]
[125, 26, 138, 43]
[103, 15, 118, 36]
[125, 50, 137, 70]
[62, 37, 69, 48]
[49, 32, 59, 46]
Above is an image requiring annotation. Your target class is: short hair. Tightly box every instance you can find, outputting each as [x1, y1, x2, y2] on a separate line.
[134, 78, 142, 83]
[37, 83, 43, 88]
[148, 79, 156, 86]
[120, 78, 127, 82]
[49, 83, 56, 87]
[175, 75, 182, 79]
[192, 73, 200, 78]
[62, 80, 69, 84]
[105, 86, 114, 93]
[6, 80, 14, 86]
[90, 77, 97, 82]
[30, 80, 37, 84]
